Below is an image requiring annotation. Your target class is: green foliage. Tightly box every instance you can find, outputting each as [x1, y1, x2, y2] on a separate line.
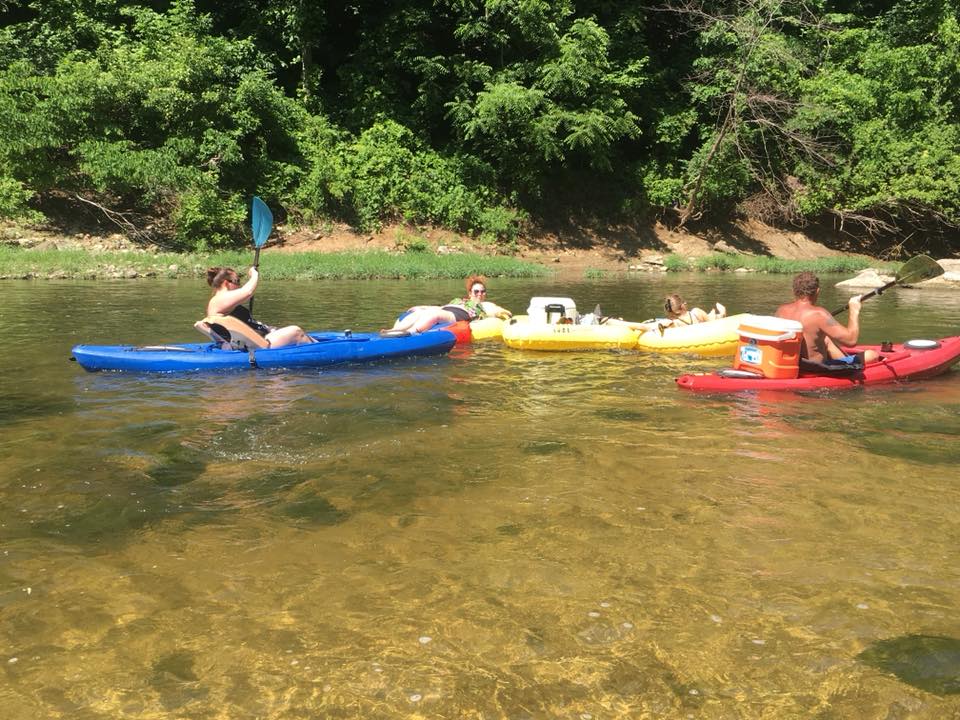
[295, 118, 522, 245]
[683, 136, 754, 213]
[193, 249, 549, 280]
[794, 15, 960, 225]
[679, 253, 893, 274]
[0, 173, 42, 222]
[476, 205, 526, 247]
[0, 0, 303, 241]
[693, 253, 739, 271]
[171, 182, 246, 251]
[394, 230, 430, 253]
[446, 13, 647, 195]
[663, 254, 691, 272]
[0, 244, 547, 280]
[1, 0, 960, 249]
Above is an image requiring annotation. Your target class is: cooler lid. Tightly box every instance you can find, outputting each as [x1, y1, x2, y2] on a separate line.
[527, 297, 577, 310]
[738, 314, 803, 333]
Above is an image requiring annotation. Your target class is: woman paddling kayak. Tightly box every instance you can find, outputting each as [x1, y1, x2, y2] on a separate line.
[206, 266, 315, 347]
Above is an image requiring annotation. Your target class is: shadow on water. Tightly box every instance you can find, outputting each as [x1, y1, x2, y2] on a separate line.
[153, 651, 199, 682]
[116, 420, 181, 442]
[594, 407, 655, 422]
[32, 493, 159, 545]
[783, 399, 960, 465]
[147, 443, 208, 487]
[278, 492, 349, 525]
[520, 440, 575, 456]
[858, 635, 960, 695]
[0, 392, 76, 426]
[27, 468, 349, 547]
[235, 467, 314, 498]
[853, 430, 960, 465]
[151, 651, 209, 711]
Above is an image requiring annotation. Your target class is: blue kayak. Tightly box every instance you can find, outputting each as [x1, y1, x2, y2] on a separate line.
[71, 330, 456, 372]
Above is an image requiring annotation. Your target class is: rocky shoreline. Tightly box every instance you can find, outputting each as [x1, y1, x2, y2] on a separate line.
[836, 261, 960, 289]
[4, 219, 960, 287]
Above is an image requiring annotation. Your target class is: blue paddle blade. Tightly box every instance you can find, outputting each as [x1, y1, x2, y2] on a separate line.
[251, 196, 273, 248]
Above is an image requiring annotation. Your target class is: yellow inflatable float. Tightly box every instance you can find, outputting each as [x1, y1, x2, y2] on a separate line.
[499, 297, 743, 355]
[631, 313, 749, 356]
[502, 316, 641, 350]
[501, 297, 640, 351]
[469, 316, 506, 341]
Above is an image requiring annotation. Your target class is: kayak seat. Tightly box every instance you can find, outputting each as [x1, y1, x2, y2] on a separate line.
[198, 315, 271, 351]
[194, 320, 232, 349]
[799, 354, 864, 377]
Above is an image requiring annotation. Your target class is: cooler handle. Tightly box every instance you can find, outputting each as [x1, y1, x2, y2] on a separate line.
[738, 329, 797, 342]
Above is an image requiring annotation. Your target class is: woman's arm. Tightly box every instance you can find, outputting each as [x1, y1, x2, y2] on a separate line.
[480, 301, 512, 319]
[689, 307, 710, 323]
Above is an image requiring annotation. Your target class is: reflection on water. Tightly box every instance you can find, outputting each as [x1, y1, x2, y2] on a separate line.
[2, 277, 960, 717]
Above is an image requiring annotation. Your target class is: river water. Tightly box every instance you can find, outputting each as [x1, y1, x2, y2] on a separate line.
[2, 274, 960, 718]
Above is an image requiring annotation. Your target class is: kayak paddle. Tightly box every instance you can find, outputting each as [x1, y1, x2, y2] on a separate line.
[831, 254, 944, 316]
[249, 196, 273, 316]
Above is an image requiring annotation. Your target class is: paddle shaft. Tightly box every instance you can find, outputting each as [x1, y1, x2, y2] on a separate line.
[830, 280, 894, 316]
[248, 246, 262, 316]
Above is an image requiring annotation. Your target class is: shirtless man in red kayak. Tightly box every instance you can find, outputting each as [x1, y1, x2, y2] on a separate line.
[775, 271, 879, 364]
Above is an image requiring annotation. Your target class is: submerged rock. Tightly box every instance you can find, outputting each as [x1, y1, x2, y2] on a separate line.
[857, 634, 960, 695]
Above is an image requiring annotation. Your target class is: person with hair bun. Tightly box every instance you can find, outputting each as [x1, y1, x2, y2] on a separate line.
[384, 274, 512, 335]
[662, 294, 725, 326]
[205, 266, 314, 347]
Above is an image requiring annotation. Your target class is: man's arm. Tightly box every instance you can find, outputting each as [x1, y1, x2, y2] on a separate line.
[818, 296, 862, 347]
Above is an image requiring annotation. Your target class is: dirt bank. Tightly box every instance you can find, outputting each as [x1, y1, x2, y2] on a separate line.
[0, 216, 889, 277]
[272, 218, 867, 276]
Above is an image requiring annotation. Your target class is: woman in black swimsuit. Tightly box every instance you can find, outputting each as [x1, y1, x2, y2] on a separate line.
[386, 275, 512, 334]
[663, 294, 725, 326]
[206, 266, 315, 347]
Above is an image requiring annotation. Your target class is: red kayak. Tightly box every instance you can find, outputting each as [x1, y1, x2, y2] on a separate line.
[676, 336, 960, 392]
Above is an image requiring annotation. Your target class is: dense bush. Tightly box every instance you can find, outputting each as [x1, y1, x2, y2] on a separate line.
[0, 0, 957, 249]
[295, 118, 523, 244]
[0, 1, 303, 248]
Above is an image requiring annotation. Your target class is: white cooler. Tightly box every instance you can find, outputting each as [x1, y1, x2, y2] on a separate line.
[527, 297, 578, 324]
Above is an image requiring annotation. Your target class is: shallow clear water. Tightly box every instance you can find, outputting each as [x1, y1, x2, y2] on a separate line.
[2, 274, 960, 718]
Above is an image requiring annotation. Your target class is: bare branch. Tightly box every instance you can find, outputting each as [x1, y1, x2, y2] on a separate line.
[73, 194, 158, 246]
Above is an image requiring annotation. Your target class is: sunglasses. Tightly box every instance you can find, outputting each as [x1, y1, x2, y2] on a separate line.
[471, 288, 487, 295]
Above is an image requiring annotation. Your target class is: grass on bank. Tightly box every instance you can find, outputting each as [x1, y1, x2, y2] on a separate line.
[663, 253, 899, 274]
[1, 244, 905, 280]
[0, 245, 549, 280]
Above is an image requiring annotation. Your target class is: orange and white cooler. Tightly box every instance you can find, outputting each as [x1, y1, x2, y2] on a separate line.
[733, 315, 803, 379]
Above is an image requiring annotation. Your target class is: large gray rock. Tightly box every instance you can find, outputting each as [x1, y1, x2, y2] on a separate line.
[712, 239, 739, 254]
[922, 259, 960, 286]
[835, 268, 894, 289]
[628, 254, 667, 272]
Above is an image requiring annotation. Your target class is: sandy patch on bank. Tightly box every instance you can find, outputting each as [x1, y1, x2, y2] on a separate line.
[2, 216, 871, 278]
[269, 218, 856, 277]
